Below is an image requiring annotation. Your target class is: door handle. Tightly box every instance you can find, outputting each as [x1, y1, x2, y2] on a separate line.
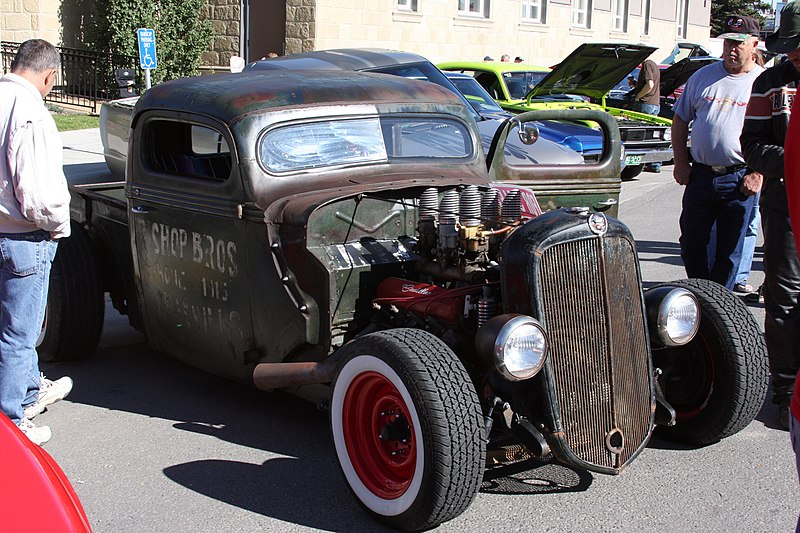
[130, 206, 149, 214]
[593, 198, 617, 212]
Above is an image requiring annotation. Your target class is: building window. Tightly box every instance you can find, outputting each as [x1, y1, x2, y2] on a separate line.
[643, 0, 651, 35]
[521, 0, 546, 23]
[571, 0, 592, 28]
[397, 0, 417, 11]
[458, 0, 490, 18]
[677, 0, 689, 38]
[612, 0, 627, 32]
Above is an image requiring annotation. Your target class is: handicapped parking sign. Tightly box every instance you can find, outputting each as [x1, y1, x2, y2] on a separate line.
[137, 28, 157, 70]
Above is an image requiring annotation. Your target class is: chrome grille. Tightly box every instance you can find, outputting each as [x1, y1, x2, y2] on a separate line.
[538, 235, 652, 472]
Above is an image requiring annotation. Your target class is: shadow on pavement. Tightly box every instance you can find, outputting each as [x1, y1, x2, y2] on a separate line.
[40, 329, 384, 530]
[481, 457, 593, 495]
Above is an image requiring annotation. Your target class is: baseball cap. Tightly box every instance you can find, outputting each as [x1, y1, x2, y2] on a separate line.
[766, 2, 800, 53]
[717, 15, 760, 41]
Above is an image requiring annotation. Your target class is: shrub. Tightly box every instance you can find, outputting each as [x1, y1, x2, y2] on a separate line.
[86, 0, 212, 86]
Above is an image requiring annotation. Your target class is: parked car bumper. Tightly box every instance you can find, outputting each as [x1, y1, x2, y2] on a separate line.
[623, 148, 673, 166]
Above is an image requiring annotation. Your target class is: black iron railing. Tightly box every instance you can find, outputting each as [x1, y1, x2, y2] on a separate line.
[1, 41, 138, 114]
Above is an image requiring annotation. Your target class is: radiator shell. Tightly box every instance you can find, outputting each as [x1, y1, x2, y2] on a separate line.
[501, 208, 654, 474]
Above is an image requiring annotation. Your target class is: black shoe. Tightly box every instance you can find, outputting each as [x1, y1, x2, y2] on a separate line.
[779, 401, 790, 430]
[773, 393, 791, 430]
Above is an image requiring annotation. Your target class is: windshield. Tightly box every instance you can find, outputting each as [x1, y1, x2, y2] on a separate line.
[503, 71, 549, 99]
[260, 116, 473, 173]
[449, 77, 505, 115]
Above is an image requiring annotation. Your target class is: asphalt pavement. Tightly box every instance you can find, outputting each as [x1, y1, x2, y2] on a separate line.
[45, 129, 798, 533]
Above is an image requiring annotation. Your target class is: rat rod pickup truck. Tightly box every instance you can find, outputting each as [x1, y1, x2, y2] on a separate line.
[45, 71, 767, 531]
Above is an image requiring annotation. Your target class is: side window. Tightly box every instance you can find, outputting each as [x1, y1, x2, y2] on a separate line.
[145, 120, 232, 182]
[474, 72, 499, 98]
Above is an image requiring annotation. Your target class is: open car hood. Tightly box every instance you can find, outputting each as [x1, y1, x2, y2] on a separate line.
[660, 56, 720, 97]
[527, 43, 656, 100]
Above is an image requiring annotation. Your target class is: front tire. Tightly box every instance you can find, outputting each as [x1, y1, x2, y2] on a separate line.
[653, 278, 768, 445]
[621, 163, 644, 180]
[37, 223, 104, 361]
[330, 329, 485, 531]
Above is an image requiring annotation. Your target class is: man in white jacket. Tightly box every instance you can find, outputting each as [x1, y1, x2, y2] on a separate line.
[0, 39, 74, 445]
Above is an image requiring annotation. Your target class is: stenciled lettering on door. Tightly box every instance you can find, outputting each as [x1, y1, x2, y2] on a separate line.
[140, 219, 242, 336]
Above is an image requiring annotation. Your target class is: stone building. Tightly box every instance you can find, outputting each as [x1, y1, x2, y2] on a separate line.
[3, 0, 712, 69]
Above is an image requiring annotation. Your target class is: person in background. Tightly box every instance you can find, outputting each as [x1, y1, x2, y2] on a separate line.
[672, 15, 764, 292]
[630, 59, 662, 172]
[0, 39, 74, 446]
[483, 55, 494, 62]
[740, 2, 800, 430]
[500, 54, 511, 62]
[514, 56, 524, 63]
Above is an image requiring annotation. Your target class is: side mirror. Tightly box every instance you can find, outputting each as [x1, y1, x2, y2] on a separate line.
[513, 119, 539, 145]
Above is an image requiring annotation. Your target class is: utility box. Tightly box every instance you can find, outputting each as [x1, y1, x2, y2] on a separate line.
[114, 69, 136, 98]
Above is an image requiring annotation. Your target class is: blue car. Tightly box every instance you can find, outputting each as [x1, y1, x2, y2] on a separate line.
[445, 71, 605, 164]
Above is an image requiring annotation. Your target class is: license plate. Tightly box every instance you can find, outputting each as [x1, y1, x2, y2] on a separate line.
[625, 154, 643, 166]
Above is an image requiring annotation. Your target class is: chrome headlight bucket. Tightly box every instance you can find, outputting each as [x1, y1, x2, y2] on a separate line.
[644, 287, 700, 346]
[475, 314, 548, 381]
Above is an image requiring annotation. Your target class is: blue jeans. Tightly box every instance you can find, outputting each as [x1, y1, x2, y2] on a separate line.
[737, 191, 761, 285]
[634, 102, 660, 116]
[634, 102, 662, 171]
[679, 165, 755, 290]
[707, 191, 762, 286]
[0, 231, 58, 425]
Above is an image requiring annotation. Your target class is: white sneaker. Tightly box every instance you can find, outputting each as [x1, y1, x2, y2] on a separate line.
[23, 374, 73, 419]
[18, 417, 51, 446]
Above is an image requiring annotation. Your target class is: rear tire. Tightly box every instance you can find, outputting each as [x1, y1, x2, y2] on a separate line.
[653, 278, 768, 445]
[37, 223, 104, 361]
[330, 329, 485, 531]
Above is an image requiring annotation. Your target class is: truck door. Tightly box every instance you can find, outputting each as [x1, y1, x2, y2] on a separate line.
[127, 112, 254, 381]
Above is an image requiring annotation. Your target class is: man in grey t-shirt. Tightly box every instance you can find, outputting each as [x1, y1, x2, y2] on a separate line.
[671, 14, 764, 290]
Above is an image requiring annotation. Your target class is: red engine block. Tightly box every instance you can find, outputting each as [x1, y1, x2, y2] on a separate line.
[375, 277, 469, 326]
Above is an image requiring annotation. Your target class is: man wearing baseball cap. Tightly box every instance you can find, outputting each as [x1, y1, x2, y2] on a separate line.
[741, 1, 800, 430]
[672, 15, 764, 297]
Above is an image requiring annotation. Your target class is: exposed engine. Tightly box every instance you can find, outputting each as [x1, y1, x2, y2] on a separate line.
[368, 185, 537, 349]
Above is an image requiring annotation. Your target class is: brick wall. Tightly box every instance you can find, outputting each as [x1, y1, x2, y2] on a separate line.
[201, 0, 241, 66]
[313, 0, 711, 69]
[0, 0, 62, 45]
[285, 0, 316, 54]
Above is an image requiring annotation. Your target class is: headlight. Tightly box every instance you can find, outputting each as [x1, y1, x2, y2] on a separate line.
[652, 130, 662, 140]
[664, 129, 672, 141]
[644, 287, 700, 346]
[475, 314, 548, 381]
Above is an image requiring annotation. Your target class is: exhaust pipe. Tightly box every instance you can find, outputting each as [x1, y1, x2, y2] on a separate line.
[252, 360, 338, 391]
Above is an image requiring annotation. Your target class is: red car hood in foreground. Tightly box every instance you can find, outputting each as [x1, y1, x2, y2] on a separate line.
[0, 414, 91, 532]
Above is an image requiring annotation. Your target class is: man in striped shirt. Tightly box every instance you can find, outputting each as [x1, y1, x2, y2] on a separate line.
[740, 2, 800, 430]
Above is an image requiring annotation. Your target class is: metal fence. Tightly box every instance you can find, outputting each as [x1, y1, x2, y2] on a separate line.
[1, 41, 138, 114]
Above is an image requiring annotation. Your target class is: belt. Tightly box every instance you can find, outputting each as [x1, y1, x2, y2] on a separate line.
[693, 162, 746, 175]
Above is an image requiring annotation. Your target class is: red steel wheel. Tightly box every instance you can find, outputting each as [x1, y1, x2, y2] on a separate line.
[330, 329, 484, 531]
[341, 370, 417, 499]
